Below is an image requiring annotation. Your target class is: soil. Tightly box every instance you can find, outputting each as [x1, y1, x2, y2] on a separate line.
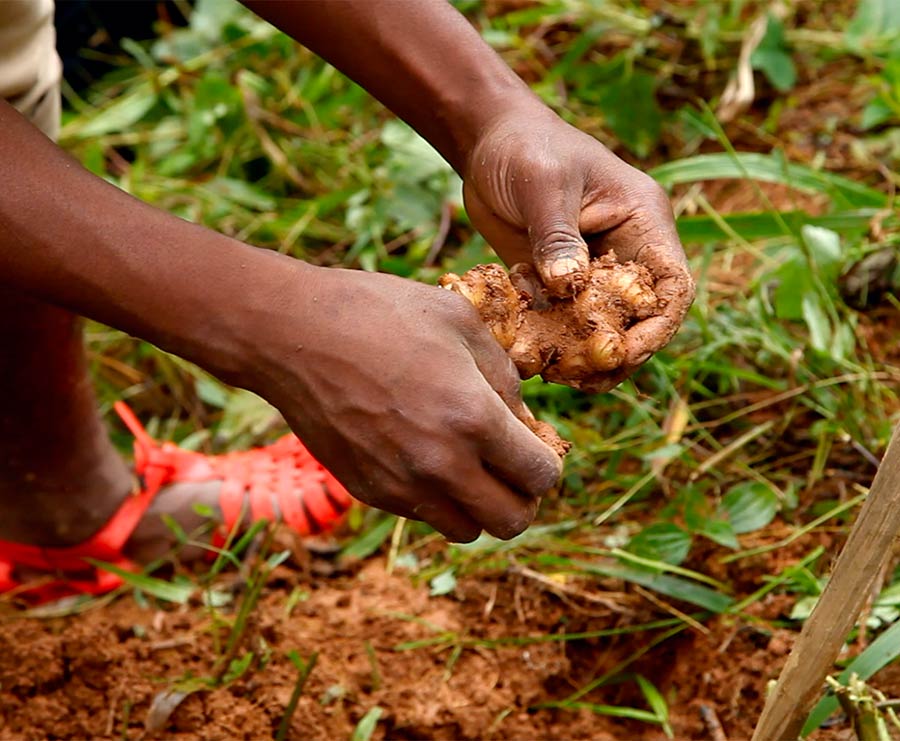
[0, 541, 838, 741]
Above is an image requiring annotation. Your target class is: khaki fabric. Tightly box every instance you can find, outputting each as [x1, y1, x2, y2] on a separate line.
[0, 0, 61, 138]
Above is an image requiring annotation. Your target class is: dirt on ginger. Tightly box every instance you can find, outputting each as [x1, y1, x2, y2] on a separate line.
[440, 253, 662, 390]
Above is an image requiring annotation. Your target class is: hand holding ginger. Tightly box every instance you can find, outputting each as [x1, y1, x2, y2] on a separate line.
[440, 253, 664, 394]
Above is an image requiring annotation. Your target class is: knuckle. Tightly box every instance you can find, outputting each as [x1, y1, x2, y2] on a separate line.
[407, 445, 458, 482]
[445, 402, 488, 439]
[437, 289, 482, 329]
[533, 226, 585, 260]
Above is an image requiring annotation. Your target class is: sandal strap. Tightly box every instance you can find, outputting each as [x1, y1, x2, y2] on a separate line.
[0, 403, 353, 603]
[213, 435, 352, 536]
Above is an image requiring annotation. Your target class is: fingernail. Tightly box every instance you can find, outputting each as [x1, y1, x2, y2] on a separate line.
[633, 352, 652, 365]
[548, 257, 583, 279]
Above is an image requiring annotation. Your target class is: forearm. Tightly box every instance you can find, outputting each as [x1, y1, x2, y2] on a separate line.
[244, 0, 543, 173]
[0, 100, 298, 385]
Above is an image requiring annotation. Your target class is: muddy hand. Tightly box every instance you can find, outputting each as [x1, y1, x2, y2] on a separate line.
[462, 105, 695, 386]
[252, 265, 563, 543]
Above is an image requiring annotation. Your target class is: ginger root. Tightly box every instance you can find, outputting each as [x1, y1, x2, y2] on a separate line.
[439, 253, 662, 391]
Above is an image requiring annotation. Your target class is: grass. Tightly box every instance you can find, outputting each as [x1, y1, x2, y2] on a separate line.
[48, 0, 900, 737]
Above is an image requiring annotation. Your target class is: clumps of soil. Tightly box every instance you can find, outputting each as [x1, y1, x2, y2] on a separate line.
[440, 253, 662, 391]
[526, 417, 571, 458]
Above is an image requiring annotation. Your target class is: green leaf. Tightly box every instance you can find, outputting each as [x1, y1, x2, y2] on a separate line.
[697, 520, 740, 550]
[350, 707, 384, 741]
[597, 70, 663, 158]
[802, 293, 832, 353]
[636, 675, 673, 737]
[675, 209, 887, 245]
[801, 225, 842, 281]
[627, 523, 692, 566]
[571, 558, 733, 613]
[202, 177, 276, 211]
[339, 516, 395, 561]
[563, 701, 663, 724]
[862, 97, 896, 130]
[650, 153, 888, 208]
[846, 0, 900, 49]
[429, 568, 457, 597]
[803, 619, 900, 735]
[720, 482, 779, 534]
[87, 560, 195, 604]
[71, 88, 157, 138]
[223, 651, 255, 684]
[774, 257, 814, 320]
[751, 15, 796, 92]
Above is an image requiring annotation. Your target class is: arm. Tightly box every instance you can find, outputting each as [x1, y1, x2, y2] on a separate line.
[0, 100, 561, 541]
[243, 0, 535, 174]
[246, 0, 695, 387]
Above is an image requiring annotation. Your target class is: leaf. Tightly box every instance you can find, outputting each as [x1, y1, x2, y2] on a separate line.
[636, 675, 673, 737]
[650, 153, 888, 208]
[751, 15, 796, 92]
[801, 225, 842, 282]
[223, 651, 255, 684]
[862, 97, 896, 130]
[339, 516, 395, 561]
[803, 619, 900, 735]
[697, 520, 740, 550]
[71, 88, 157, 138]
[350, 707, 384, 741]
[846, 0, 900, 49]
[429, 568, 457, 597]
[774, 257, 814, 321]
[145, 689, 194, 734]
[87, 560, 195, 604]
[720, 482, 779, 534]
[563, 701, 663, 724]
[627, 523, 693, 566]
[203, 177, 276, 211]
[802, 293, 832, 353]
[675, 209, 887, 245]
[597, 70, 663, 158]
[573, 558, 734, 613]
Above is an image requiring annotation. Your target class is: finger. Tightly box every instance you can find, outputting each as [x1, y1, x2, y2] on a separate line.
[477, 390, 563, 499]
[457, 327, 563, 495]
[520, 185, 591, 297]
[385, 496, 484, 544]
[458, 314, 534, 424]
[463, 183, 532, 267]
[619, 255, 694, 364]
[448, 459, 543, 540]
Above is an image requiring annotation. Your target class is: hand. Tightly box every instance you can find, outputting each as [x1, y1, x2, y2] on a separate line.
[249, 263, 563, 542]
[462, 105, 695, 390]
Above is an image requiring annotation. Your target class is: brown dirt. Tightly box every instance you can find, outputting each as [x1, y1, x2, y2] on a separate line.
[0, 549, 816, 741]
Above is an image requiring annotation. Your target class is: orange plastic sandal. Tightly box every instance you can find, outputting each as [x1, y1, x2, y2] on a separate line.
[0, 402, 353, 603]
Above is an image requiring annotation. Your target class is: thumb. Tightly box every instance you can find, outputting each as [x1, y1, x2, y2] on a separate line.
[525, 189, 590, 296]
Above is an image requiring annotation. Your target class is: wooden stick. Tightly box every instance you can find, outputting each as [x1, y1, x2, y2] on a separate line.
[753, 423, 900, 741]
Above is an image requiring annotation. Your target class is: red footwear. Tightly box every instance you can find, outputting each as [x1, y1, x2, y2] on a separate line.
[0, 402, 353, 603]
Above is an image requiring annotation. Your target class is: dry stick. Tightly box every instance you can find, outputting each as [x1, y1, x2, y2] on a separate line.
[752, 422, 900, 741]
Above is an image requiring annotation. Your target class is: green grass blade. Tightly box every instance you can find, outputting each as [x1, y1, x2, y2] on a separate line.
[802, 619, 900, 736]
[350, 707, 384, 741]
[675, 209, 888, 244]
[555, 701, 662, 723]
[86, 560, 195, 604]
[650, 153, 887, 208]
[545, 556, 733, 613]
[339, 516, 396, 561]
